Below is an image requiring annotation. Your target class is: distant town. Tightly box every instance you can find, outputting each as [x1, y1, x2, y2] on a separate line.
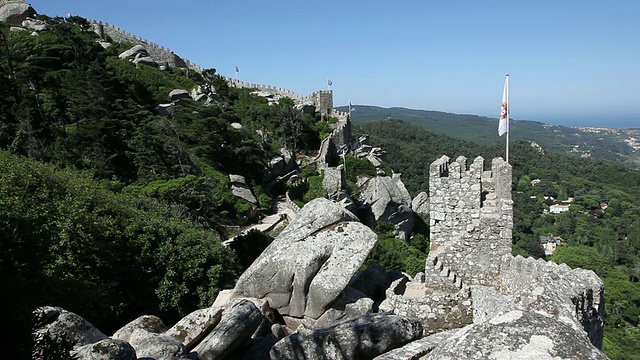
[574, 127, 640, 151]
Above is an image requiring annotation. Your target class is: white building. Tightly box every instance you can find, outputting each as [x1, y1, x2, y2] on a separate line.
[549, 204, 570, 214]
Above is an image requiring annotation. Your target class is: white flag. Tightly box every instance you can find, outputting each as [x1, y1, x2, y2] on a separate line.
[498, 76, 509, 136]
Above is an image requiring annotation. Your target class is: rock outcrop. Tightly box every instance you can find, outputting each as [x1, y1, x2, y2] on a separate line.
[0, 0, 35, 25]
[73, 339, 137, 360]
[420, 310, 608, 360]
[119, 44, 158, 67]
[229, 174, 258, 205]
[168, 89, 191, 102]
[192, 299, 266, 360]
[267, 148, 297, 180]
[165, 307, 223, 349]
[32, 306, 108, 351]
[21, 17, 47, 31]
[358, 173, 414, 240]
[231, 197, 377, 321]
[411, 191, 429, 216]
[270, 314, 423, 360]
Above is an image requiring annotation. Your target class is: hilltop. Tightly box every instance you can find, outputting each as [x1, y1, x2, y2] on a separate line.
[2, 3, 639, 359]
[337, 105, 640, 169]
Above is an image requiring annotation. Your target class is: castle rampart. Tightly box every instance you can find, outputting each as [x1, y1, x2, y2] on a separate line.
[223, 78, 303, 101]
[90, 20, 199, 71]
[499, 253, 605, 347]
[424, 154, 604, 346]
[88, 19, 350, 157]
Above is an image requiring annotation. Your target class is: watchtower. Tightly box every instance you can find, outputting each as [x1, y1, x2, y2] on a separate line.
[427, 156, 513, 287]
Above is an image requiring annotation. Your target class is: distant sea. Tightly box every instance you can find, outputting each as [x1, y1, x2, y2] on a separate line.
[517, 116, 638, 129]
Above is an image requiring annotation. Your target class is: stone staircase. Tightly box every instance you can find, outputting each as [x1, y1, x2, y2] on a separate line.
[424, 256, 465, 292]
[380, 254, 473, 335]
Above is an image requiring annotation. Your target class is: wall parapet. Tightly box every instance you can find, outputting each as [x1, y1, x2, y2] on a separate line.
[223, 77, 303, 101]
[90, 20, 202, 72]
[499, 253, 605, 348]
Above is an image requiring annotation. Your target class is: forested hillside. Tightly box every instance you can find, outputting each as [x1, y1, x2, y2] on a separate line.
[357, 119, 640, 359]
[0, 16, 330, 357]
[2, 13, 640, 359]
[341, 105, 640, 169]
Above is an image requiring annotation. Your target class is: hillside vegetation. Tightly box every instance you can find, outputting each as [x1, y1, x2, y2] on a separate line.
[357, 119, 640, 359]
[0, 16, 329, 357]
[342, 105, 640, 169]
[2, 14, 640, 359]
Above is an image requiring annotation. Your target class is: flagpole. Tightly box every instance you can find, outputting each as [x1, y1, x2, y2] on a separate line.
[505, 74, 510, 163]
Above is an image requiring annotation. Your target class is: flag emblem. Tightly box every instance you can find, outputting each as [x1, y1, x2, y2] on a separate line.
[235, 66, 239, 73]
[327, 79, 332, 86]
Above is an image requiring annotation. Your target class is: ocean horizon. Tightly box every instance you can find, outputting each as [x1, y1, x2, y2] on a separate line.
[533, 118, 639, 129]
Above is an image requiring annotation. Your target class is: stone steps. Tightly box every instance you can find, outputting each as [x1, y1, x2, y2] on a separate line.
[427, 256, 464, 291]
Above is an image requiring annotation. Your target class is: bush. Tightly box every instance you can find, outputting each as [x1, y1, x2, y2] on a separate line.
[0, 151, 240, 340]
[345, 155, 377, 183]
[228, 230, 273, 270]
[303, 174, 326, 203]
[603, 327, 640, 360]
[549, 246, 610, 276]
[123, 174, 232, 225]
[361, 222, 428, 276]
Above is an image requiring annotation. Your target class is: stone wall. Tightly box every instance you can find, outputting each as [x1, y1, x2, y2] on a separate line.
[379, 276, 473, 336]
[90, 20, 198, 71]
[88, 20, 346, 126]
[89, 19, 351, 164]
[428, 156, 513, 287]
[224, 78, 303, 101]
[499, 254, 605, 347]
[328, 109, 351, 151]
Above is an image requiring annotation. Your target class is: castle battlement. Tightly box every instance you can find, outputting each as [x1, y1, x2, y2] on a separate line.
[417, 154, 604, 345]
[90, 20, 198, 71]
[499, 253, 605, 347]
[428, 155, 513, 287]
[88, 19, 347, 122]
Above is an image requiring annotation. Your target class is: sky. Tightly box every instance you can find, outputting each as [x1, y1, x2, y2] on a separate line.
[27, 0, 640, 128]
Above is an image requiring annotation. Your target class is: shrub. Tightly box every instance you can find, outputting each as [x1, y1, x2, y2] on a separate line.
[345, 155, 377, 183]
[303, 174, 326, 203]
[361, 222, 428, 276]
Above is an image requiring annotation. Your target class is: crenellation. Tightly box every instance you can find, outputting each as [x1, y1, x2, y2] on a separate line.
[499, 253, 605, 347]
[449, 161, 462, 179]
[468, 157, 483, 181]
[90, 19, 196, 70]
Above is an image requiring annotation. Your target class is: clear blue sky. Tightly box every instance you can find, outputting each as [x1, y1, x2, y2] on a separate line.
[28, 0, 640, 128]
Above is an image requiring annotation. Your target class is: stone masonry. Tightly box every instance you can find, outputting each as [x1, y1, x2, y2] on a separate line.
[91, 21, 191, 70]
[380, 154, 604, 351]
[428, 155, 513, 287]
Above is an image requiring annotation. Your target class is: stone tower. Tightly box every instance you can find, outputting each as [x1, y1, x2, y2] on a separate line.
[427, 155, 513, 287]
[310, 90, 333, 120]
